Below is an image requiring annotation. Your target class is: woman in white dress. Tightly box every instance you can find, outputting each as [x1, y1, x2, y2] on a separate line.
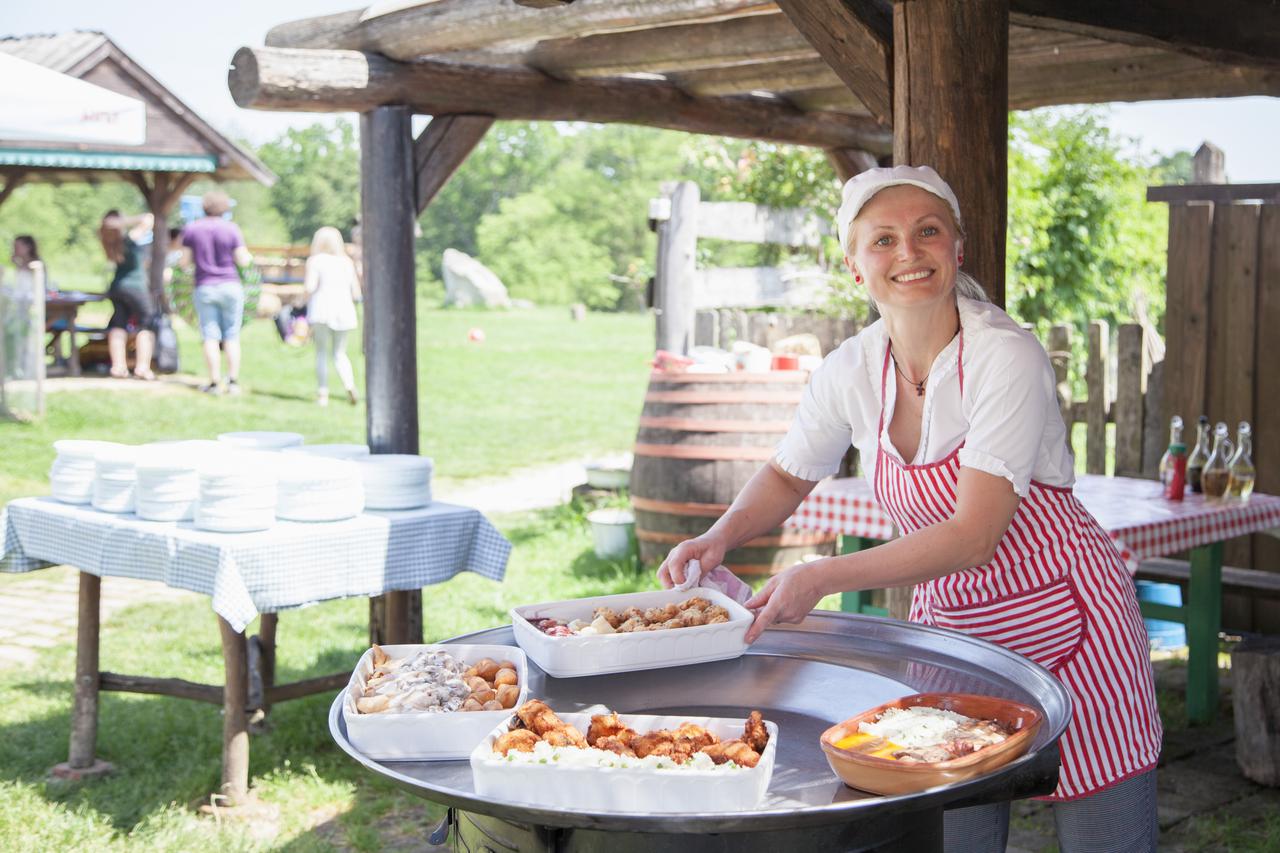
[304, 226, 361, 406]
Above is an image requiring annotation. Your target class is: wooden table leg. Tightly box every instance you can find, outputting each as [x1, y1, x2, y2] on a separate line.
[217, 616, 250, 804]
[51, 572, 113, 780]
[1187, 541, 1224, 725]
[67, 310, 81, 377]
[257, 613, 277, 716]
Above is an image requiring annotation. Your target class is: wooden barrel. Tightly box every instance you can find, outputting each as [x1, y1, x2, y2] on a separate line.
[630, 370, 838, 577]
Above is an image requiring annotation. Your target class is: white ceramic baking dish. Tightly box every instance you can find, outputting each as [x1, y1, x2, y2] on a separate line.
[510, 588, 752, 678]
[469, 710, 779, 813]
[342, 643, 528, 761]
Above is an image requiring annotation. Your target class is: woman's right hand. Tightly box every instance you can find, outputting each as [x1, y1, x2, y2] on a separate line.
[657, 533, 729, 588]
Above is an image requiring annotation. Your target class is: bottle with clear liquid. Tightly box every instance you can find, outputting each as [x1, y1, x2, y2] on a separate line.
[1200, 422, 1234, 502]
[1227, 421, 1256, 502]
[1158, 416, 1187, 500]
[1186, 415, 1211, 493]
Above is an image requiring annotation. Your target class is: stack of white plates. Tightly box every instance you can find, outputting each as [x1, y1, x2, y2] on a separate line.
[92, 446, 140, 513]
[358, 455, 433, 510]
[135, 447, 206, 522]
[195, 454, 279, 533]
[276, 458, 365, 522]
[49, 440, 122, 504]
[283, 443, 370, 461]
[216, 431, 305, 451]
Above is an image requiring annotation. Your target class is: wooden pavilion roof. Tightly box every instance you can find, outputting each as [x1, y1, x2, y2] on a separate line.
[1, 31, 273, 185]
[233, 0, 1280, 156]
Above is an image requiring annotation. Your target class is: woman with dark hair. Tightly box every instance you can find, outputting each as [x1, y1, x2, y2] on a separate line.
[98, 210, 157, 379]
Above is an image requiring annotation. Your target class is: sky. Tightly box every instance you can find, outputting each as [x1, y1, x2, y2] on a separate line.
[5, 1, 1279, 181]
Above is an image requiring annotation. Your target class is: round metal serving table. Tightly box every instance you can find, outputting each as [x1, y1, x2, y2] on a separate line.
[330, 611, 1071, 853]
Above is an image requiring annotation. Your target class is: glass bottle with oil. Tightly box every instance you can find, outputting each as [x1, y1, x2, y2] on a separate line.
[1226, 421, 1256, 503]
[1200, 422, 1234, 502]
[1186, 415, 1211, 493]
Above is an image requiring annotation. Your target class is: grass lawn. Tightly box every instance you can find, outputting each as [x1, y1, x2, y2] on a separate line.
[0, 304, 654, 504]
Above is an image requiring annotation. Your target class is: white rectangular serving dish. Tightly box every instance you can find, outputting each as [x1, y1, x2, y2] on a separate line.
[469, 711, 779, 813]
[342, 643, 528, 761]
[510, 588, 751, 678]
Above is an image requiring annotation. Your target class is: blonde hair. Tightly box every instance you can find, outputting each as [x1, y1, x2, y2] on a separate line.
[202, 190, 232, 217]
[310, 226, 346, 257]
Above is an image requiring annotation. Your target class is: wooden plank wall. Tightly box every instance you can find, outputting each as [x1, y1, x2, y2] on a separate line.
[1162, 199, 1278, 632]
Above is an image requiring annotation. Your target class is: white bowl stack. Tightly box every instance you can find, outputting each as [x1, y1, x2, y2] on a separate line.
[195, 453, 279, 533]
[358, 455, 434, 511]
[134, 448, 203, 522]
[216, 431, 305, 451]
[49, 440, 122, 504]
[283, 443, 370, 461]
[91, 446, 140, 513]
[276, 458, 365, 522]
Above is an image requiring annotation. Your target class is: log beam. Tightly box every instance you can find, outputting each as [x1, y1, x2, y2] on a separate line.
[413, 114, 495, 215]
[826, 148, 878, 184]
[526, 12, 813, 79]
[775, 0, 893, 127]
[267, 0, 776, 58]
[229, 46, 892, 152]
[894, 0, 1008, 307]
[1009, 0, 1280, 71]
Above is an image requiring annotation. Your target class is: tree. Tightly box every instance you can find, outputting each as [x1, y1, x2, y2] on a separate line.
[1006, 109, 1168, 340]
[257, 119, 360, 243]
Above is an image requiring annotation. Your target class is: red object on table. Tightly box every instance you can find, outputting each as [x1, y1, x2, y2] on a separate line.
[1163, 452, 1187, 501]
[771, 354, 800, 370]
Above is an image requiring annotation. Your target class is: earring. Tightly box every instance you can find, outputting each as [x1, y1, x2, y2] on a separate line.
[957, 253, 964, 264]
[854, 274, 862, 283]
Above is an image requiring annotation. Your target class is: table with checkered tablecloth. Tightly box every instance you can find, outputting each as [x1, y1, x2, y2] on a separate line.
[787, 472, 1280, 723]
[0, 495, 512, 799]
[1, 496, 511, 631]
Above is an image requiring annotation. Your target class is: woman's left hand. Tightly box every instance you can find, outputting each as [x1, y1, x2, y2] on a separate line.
[743, 560, 827, 644]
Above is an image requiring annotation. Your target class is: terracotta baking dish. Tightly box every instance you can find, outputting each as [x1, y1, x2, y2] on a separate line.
[820, 692, 1043, 796]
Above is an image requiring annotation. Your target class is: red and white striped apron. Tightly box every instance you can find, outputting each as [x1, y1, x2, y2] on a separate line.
[872, 334, 1162, 800]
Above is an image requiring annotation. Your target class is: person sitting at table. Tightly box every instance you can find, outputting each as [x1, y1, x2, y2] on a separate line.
[98, 211, 158, 380]
[658, 166, 1161, 853]
[3, 235, 52, 378]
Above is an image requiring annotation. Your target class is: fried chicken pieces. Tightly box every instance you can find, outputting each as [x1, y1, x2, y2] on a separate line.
[533, 597, 733, 637]
[493, 701, 769, 768]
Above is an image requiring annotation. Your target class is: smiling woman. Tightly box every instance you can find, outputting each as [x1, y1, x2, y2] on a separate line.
[656, 165, 1163, 853]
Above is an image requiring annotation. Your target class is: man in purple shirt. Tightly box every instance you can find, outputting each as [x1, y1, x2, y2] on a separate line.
[180, 191, 253, 394]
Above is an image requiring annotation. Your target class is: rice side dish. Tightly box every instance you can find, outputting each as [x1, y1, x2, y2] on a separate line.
[859, 706, 970, 747]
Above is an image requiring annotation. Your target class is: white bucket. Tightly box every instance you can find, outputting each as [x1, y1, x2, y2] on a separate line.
[586, 508, 636, 560]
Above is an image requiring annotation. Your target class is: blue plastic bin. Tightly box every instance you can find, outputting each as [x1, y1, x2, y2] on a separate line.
[1136, 580, 1187, 650]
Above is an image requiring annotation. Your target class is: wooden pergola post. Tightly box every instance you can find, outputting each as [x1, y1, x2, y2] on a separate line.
[654, 181, 699, 355]
[360, 105, 422, 645]
[131, 171, 198, 312]
[893, 0, 1009, 307]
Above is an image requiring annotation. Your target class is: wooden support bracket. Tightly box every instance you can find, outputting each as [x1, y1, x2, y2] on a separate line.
[413, 114, 495, 215]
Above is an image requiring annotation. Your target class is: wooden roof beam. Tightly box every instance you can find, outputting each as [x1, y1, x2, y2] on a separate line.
[774, 0, 893, 127]
[1009, 0, 1280, 70]
[229, 46, 892, 153]
[672, 59, 845, 99]
[266, 0, 776, 60]
[524, 12, 814, 79]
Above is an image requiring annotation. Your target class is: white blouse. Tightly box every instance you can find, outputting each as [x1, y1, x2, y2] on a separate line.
[305, 253, 360, 331]
[775, 297, 1075, 497]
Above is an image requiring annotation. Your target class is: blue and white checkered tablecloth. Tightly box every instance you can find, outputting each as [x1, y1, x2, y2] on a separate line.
[0, 497, 512, 632]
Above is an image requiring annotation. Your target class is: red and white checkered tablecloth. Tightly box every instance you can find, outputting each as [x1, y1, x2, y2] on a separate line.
[788, 473, 1280, 568]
